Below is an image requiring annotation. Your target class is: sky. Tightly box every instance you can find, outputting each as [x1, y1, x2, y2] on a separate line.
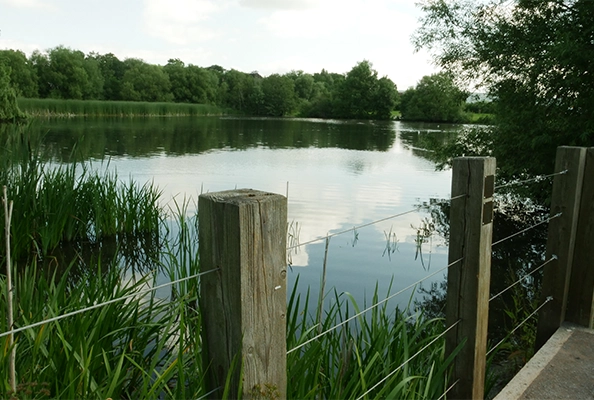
[0, 0, 439, 89]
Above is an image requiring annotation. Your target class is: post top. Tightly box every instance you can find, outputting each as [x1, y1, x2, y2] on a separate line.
[199, 189, 285, 205]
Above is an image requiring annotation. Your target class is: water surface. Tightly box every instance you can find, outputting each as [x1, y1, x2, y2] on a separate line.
[35, 117, 461, 310]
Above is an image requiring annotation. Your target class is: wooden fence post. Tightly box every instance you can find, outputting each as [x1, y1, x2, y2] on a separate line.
[198, 189, 287, 399]
[536, 147, 587, 350]
[446, 157, 495, 400]
[564, 147, 594, 329]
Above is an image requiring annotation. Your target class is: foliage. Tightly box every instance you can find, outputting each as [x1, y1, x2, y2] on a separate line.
[0, 204, 205, 399]
[287, 282, 459, 399]
[0, 50, 38, 98]
[400, 72, 467, 122]
[335, 61, 399, 120]
[414, 0, 594, 180]
[0, 126, 163, 261]
[261, 74, 296, 117]
[18, 98, 223, 117]
[30, 46, 103, 100]
[0, 65, 27, 123]
[121, 59, 173, 102]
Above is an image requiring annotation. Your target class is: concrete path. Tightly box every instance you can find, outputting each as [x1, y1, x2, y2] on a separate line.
[494, 323, 594, 399]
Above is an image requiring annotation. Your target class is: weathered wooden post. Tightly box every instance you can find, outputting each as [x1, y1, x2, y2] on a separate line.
[446, 157, 495, 400]
[536, 147, 587, 349]
[199, 189, 287, 399]
[567, 147, 594, 329]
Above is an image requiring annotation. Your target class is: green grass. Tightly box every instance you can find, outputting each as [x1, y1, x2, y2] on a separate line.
[466, 112, 495, 125]
[17, 98, 226, 117]
[287, 281, 460, 399]
[0, 126, 163, 261]
[0, 127, 459, 399]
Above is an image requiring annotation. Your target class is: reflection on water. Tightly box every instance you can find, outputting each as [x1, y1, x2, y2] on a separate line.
[31, 117, 463, 310]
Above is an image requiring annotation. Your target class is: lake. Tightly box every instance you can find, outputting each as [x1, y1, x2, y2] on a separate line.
[34, 116, 463, 311]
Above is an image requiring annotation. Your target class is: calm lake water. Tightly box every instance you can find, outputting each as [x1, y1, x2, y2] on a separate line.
[35, 117, 463, 310]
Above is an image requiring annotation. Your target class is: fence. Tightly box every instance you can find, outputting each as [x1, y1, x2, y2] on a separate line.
[197, 146, 594, 399]
[2, 146, 593, 399]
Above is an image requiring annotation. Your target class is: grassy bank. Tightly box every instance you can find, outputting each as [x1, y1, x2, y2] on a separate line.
[17, 98, 226, 117]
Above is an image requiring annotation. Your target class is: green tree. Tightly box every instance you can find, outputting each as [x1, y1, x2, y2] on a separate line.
[0, 65, 27, 122]
[336, 61, 398, 120]
[400, 72, 467, 122]
[261, 74, 296, 116]
[164, 58, 191, 103]
[121, 59, 173, 102]
[83, 53, 104, 100]
[33, 46, 100, 100]
[95, 53, 125, 100]
[0, 50, 38, 97]
[415, 0, 594, 179]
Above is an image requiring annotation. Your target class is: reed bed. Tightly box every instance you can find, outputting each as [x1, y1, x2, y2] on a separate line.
[287, 282, 458, 399]
[0, 127, 163, 261]
[0, 127, 456, 398]
[17, 98, 225, 117]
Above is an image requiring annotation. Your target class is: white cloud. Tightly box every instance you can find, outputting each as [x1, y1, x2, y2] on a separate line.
[239, 0, 316, 10]
[1, 0, 56, 10]
[143, 0, 222, 45]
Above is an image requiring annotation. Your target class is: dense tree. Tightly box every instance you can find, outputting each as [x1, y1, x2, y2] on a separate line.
[0, 65, 27, 122]
[414, 0, 594, 179]
[94, 53, 125, 100]
[261, 74, 296, 116]
[336, 61, 398, 120]
[31, 46, 102, 100]
[400, 72, 467, 122]
[0, 50, 38, 97]
[121, 59, 172, 102]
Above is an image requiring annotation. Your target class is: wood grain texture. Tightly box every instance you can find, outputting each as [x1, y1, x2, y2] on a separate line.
[566, 147, 594, 328]
[199, 189, 287, 399]
[536, 147, 587, 350]
[446, 157, 495, 400]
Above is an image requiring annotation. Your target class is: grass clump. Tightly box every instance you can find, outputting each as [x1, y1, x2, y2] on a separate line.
[287, 281, 459, 399]
[17, 98, 225, 118]
[0, 126, 163, 261]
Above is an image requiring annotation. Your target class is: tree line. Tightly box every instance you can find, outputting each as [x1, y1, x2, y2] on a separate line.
[0, 46, 484, 122]
[0, 46, 404, 120]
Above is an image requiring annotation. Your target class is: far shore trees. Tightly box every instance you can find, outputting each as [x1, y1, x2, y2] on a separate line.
[0, 65, 27, 122]
[1, 46, 403, 120]
[400, 72, 467, 123]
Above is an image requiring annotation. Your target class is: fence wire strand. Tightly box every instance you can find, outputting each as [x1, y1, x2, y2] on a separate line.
[490, 255, 557, 303]
[487, 296, 553, 357]
[286, 207, 421, 251]
[355, 319, 461, 400]
[286, 258, 463, 355]
[288, 192, 468, 252]
[0, 268, 219, 340]
[494, 170, 568, 190]
[197, 386, 222, 400]
[492, 213, 561, 247]
[436, 379, 460, 400]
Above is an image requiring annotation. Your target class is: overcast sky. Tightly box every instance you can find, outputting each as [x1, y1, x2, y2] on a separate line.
[0, 0, 439, 89]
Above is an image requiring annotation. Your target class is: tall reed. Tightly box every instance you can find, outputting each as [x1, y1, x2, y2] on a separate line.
[0, 126, 163, 262]
[287, 280, 460, 399]
[17, 98, 225, 118]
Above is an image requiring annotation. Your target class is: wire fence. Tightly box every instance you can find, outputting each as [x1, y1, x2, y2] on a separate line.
[1, 162, 571, 398]
[490, 255, 557, 303]
[0, 268, 219, 340]
[287, 257, 463, 355]
[487, 296, 554, 357]
[354, 319, 462, 400]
